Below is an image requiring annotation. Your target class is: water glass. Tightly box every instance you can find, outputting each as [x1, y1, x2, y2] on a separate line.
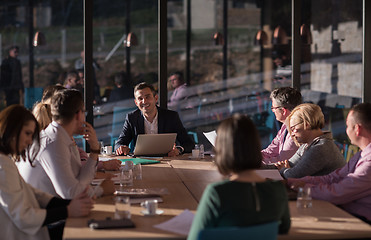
[114, 196, 131, 219]
[192, 149, 200, 158]
[140, 199, 158, 215]
[296, 186, 312, 208]
[133, 163, 142, 180]
[120, 168, 133, 187]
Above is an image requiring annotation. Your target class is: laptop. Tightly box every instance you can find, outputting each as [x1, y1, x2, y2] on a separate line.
[133, 133, 177, 157]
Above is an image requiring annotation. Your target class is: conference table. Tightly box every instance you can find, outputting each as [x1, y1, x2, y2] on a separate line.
[63, 155, 371, 240]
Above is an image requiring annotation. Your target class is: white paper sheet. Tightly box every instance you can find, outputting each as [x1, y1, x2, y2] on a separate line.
[256, 169, 283, 180]
[153, 209, 195, 236]
[203, 130, 217, 147]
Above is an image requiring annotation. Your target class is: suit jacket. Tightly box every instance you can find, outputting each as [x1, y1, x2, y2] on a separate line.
[115, 107, 194, 153]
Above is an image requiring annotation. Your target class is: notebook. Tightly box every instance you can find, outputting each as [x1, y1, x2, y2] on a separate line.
[133, 133, 177, 156]
[120, 158, 161, 165]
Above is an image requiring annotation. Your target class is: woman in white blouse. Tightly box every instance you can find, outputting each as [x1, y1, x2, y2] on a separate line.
[0, 105, 93, 240]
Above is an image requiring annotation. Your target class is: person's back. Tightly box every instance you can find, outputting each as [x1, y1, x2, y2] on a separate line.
[191, 180, 289, 230]
[188, 115, 290, 240]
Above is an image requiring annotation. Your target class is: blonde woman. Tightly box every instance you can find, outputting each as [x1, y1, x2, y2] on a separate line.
[275, 103, 345, 178]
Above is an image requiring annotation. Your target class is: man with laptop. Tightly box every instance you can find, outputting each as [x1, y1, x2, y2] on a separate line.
[115, 82, 194, 157]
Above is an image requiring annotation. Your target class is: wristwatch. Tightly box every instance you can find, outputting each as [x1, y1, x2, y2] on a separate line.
[176, 146, 184, 155]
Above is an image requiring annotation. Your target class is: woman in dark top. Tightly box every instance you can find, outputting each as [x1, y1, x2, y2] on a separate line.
[0, 105, 93, 240]
[188, 114, 291, 240]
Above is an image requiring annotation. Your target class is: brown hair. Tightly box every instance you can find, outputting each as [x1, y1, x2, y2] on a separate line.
[0, 105, 40, 164]
[42, 85, 66, 104]
[134, 82, 157, 97]
[215, 114, 262, 175]
[350, 103, 371, 132]
[51, 89, 84, 123]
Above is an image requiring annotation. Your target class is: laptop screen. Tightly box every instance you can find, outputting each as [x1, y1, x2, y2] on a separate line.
[133, 133, 177, 156]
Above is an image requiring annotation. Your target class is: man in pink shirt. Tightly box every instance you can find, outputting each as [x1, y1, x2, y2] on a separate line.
[288, 103, 371, 224]
[262, 87, 302, 164]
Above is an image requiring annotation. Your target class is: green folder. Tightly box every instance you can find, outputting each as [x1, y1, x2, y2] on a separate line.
[119, 158, 161, 165]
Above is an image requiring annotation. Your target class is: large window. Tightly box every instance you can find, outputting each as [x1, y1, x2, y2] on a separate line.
[0, 0, 365, 150]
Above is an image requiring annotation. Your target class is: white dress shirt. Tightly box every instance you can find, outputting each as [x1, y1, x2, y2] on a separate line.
[0, 154, 52, 240]
[144, 112, 158, 134]
[17, 121, 99, 199]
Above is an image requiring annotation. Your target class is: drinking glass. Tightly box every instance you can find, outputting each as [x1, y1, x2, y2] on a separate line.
[114, 196, 131, 219]
[296, 186, 312, 208]
[120, 168, 133, 187]
[133, 163, 142, 180]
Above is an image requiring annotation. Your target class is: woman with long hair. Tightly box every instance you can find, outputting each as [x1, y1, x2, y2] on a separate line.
[0, 105, 93, 240]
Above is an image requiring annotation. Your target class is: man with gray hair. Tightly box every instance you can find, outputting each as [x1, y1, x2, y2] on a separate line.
[261, 87, 302, 164]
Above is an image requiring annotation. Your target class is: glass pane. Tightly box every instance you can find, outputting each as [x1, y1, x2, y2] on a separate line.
[303, 0, 362, 144]
[92, 0, 158, 146]
[166, 0, 291, 150]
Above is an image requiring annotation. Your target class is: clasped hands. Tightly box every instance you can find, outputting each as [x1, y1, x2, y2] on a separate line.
[274, 160, 291, 170]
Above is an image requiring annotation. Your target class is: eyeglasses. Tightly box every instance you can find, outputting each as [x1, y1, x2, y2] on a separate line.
[290, 122, 304, 132]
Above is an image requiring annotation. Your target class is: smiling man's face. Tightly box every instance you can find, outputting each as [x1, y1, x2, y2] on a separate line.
[134, 87, 158, 116]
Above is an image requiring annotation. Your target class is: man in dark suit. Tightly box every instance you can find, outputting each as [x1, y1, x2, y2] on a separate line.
[115, 82, 194, 157]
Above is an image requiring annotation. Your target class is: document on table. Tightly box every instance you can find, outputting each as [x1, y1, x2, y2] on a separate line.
[154, 209, 195, 236]
[256, 169, 283, 180]
[203, 130, 217, 147]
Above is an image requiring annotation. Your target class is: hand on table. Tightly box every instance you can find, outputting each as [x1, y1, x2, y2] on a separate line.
[101, 179, 115, 196]
[102, 159, 122, 171]
[68, 188, 94, 217]
[95, 171, 114, 179]
[289, 180, 307, 191]
[116, 145, 130, 156]
[167, 144, 180, 157]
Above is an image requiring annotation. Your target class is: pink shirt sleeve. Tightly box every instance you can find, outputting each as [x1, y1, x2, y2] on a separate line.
[262, 124, 298, 164]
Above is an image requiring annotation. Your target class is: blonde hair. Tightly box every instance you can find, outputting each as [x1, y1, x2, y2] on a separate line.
[32, 102, 52, 130]
[287, 103, 324, 142]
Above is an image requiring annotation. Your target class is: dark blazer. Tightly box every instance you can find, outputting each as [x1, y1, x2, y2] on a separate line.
[115, 107, 194, 153]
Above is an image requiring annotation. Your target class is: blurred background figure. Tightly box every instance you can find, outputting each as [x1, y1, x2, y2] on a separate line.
[272, 49, 291, 83]
[63, 70, 83, 94]
[0, 45, 24, 106]
[75, 50, 101, 104]
[168, 71, 189, 110]
[108, 71, 134, 102]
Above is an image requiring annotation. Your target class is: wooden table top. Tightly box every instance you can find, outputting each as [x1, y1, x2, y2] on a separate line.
[63, 155, 371, 240]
